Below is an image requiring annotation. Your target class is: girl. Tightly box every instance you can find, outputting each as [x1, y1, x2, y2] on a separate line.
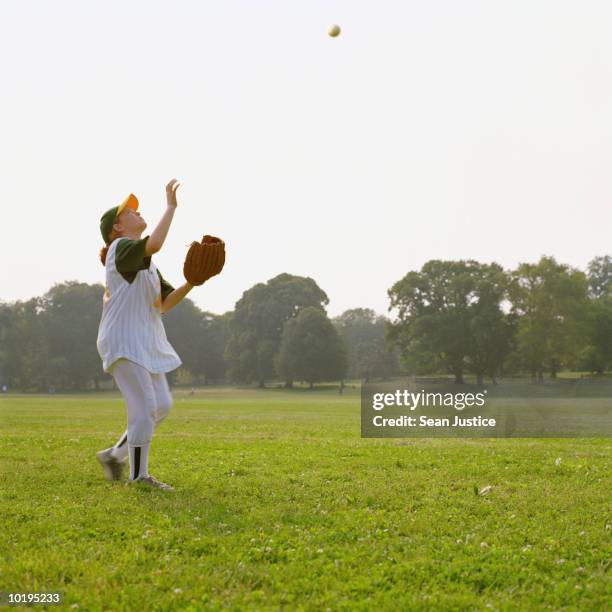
[95, 179, 193, 490]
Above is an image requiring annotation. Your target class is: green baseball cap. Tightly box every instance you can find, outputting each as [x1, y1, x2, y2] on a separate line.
[100, 194, 139, 244]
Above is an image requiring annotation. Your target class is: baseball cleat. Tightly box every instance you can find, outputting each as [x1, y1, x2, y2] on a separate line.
[125, 475, 174, 490]
[96, 448, 127, 481]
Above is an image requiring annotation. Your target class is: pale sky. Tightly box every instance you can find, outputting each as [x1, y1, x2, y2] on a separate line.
[2, 1, 611, 317]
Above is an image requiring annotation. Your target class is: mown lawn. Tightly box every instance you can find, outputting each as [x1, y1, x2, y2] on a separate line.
[0, 387, 610, 610]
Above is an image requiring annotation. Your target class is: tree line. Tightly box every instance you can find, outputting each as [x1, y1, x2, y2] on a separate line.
[388, 255, 612, 383]
[0, 256, 610, 391]
[0, 273, 397, 391]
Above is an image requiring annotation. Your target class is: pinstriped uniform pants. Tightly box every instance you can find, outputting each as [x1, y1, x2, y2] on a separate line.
[110, 358, 173, 446]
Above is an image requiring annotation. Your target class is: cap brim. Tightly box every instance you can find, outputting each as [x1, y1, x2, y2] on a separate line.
[117, 193, 139, 216]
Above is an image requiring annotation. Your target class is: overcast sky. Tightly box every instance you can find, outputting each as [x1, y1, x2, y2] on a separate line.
[2, 1, 611, 317]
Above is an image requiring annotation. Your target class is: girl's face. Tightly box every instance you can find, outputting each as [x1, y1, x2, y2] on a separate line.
[113, 208, 147, 236]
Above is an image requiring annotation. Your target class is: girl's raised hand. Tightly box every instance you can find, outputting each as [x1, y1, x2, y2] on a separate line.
[166, 179, 181, 208]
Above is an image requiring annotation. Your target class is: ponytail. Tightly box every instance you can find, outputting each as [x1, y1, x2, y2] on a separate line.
[100, 228, 120, 265]
[100, 244, 109, 266]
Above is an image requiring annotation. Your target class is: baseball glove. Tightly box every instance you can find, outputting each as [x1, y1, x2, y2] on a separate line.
[183, 234, 226, 286]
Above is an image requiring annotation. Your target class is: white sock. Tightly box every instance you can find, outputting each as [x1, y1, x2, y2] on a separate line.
[128, 443, 150, 480]
[110, 430, 128, 461]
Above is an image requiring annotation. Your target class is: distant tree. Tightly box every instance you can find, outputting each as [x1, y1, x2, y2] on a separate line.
[465, 265, 515, 384]
[276, 307, 347, 388]
[0, 303, 7, 386]
[587, 255, 612, 299]
[580, 299, 612, 374]
[0, 299, 48, 391]
[164, 301, 232, 386]
[225, 274, 329, 386]
[388, 260, 511, 384]
[509, 257, 589, 381]
[38, 282, 105, 391]
[581, 255, 612, 374]
[163, 297, 206, 386]
[333, 308, 399, 381]
[0, 302, 12, 386]
[194, 311, 231, 384]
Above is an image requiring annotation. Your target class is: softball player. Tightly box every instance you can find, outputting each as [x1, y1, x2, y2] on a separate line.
[95, 179, 193, 490]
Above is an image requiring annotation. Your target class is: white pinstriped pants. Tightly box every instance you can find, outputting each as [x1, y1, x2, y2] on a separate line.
[110, 358, 173, 448]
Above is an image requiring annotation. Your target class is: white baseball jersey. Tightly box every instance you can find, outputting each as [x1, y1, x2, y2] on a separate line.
[96, 235, 182, 375]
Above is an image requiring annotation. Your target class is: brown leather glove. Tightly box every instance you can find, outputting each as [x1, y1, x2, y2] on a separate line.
[183, 235, 226, 286]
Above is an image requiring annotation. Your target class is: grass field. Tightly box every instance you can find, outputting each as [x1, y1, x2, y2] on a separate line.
[1, 386, 610, 610]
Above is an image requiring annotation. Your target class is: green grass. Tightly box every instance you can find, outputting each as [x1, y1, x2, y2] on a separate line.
[0, 387, 610, 610]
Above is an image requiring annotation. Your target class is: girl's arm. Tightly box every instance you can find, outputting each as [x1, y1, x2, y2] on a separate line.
[145, 179, 180, 256]
[161, 282, 194, 314]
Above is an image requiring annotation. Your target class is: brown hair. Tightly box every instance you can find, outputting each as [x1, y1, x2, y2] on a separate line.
[99, 244, 109, 266]
[99, 224, 120, 266]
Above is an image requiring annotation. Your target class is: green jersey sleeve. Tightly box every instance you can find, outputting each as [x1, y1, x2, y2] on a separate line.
[157, 269, 175, 302]
[115, 235, 151, 275]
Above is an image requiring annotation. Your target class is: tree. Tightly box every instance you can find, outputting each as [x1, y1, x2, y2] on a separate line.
[225, 274, 329, 386]
[38, 282, 105, 391]
[0, 299, 48, 391]
[582, 255, 612, 374]
[276, 307, 347, 388]
[509, 257, 589, 381]
[587, 255, 612, 299]
[164, 301, 232, 385]
[193, 311, 231, 384]
[163, 298, 206, 386]
[333, 308, 399, 381]
[581, 299, 612, 374]
[388, 260, 511, 384]
[465, 265, 515, 384]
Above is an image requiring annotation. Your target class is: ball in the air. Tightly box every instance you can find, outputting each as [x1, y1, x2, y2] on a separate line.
[328, 24, 341, 37]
